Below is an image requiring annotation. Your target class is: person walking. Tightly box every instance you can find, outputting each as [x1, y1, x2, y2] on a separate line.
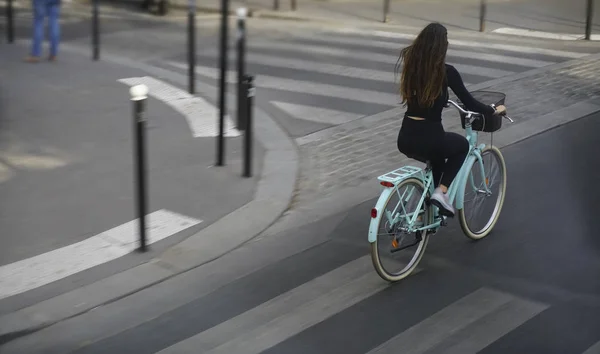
[24, 0, 61, 62]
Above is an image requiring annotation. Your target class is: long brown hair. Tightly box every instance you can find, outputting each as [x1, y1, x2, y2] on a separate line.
[395, 23, 449, 107]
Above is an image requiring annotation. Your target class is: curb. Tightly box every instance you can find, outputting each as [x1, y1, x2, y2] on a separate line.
[0, 41, 299, 342]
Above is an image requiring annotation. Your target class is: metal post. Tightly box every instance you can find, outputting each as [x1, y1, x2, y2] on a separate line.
[273, 0, 279, 10]
[291, 0, 296, 11]
[188, 0, 196, 94]
[383, 0, 390, 23]
[217, 0, 229, 166]
[7, 0, 14, 43]
[92, 0, 99, 60]
[130, 85, 149, 252]
[236, 8, 247, 131]
[243, 75, 254, 178]
[585, 0, 594, 40]
[479, 0, 486, 32]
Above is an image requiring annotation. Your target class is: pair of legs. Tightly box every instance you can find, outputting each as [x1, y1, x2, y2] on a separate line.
[397, 118, 469, 215]
[28, 0, 61, 61]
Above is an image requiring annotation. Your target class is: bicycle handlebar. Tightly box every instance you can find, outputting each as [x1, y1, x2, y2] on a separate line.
[446, 100, 514, 123]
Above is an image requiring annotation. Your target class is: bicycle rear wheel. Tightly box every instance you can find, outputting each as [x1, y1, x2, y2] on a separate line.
[459, 145, 507, 240]
[371, 177, 433, 282]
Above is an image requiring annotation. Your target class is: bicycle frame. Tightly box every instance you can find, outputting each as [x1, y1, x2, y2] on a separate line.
[368, 103, 493, 243]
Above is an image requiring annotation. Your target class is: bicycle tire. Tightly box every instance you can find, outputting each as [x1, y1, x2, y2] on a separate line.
[370, 177, 433, 282]
[459, 145, 507, 240]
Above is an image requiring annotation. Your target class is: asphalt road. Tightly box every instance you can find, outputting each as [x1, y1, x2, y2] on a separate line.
[4, 109, 600, 354]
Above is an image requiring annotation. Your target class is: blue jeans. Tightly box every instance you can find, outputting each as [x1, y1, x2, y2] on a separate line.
[31, 0, 60, 57]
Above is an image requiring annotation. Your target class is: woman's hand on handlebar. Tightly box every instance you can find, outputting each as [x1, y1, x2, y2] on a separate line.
[493, 105, 507, 115]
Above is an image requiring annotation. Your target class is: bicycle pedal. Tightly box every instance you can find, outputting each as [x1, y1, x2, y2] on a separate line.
[440, 217, 448, 227]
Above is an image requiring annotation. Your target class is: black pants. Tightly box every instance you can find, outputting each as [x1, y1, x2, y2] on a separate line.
[397, 117, 469, 188]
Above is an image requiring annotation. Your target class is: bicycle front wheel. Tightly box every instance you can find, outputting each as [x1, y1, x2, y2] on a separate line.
[459, 145, 507, 240]
[371, 177, 433, 282]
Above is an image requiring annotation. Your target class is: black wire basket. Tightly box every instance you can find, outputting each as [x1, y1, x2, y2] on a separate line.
[458, 91, 506, 132]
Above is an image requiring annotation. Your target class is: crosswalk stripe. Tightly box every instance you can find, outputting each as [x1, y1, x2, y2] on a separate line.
[202, 51, 397, 82]
[366, 287, 520, 354]
[118, 76, 240, 138]
[287, 35, 558, 68]
[270, 101, 365, 124]
[583, 341, 600, 354]
[165, 62, 401, 106]
[421, 297, 548, 354]
[159, 256, 388, 354]
[249, 42, 514, 79]
[157, 256, 377, 354]
[333, 28, 590, 59]
[0, 209, 202, 300]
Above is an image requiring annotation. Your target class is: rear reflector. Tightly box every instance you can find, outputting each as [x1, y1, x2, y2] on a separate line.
[380, 181, 394, 188]
[371, 208, 377, 218]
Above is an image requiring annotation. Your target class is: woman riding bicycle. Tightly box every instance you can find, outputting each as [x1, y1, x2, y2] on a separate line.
[396, 22, 506, 217]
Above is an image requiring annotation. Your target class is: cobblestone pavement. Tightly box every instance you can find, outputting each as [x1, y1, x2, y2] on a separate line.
[293, 54, 600, 208]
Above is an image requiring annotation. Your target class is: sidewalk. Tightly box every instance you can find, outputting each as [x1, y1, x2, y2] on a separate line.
[0, 40, 296, 339]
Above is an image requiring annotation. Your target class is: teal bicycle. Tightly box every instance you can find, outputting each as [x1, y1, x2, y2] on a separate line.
[369, 92, 514, 282]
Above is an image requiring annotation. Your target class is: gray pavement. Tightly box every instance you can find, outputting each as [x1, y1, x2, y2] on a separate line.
[3, 109, 600, 353]
[0, 40, 264, 308]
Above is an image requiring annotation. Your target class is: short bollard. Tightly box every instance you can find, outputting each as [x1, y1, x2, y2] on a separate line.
[479, 0, 486, 32]
[236, 7, 248, 131]
[7, 0, 14, 43]
[585, 0, 594, 40]
[273, 0, 279, 10]
[92, 0, 100, 60]
[291, 0, 296, 11]
[243, 75, 255, 178]
[188, 0, 196, 94]
[130, 84, 149, 252]
[383, 0, 390, 23]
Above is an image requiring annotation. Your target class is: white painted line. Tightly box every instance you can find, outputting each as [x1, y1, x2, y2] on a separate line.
[118, 76, 240, 138]
[158, 256, 375, 354]
[271, 101, 364, 124]
[166, 62, 401, 106]
[285, 34, 558, 68]
[366, 288, 517, 354]
[492, 27, 600, 41]
[248, 41, 512, 79]
[583, 340, 600, 354]
[159, 255, 387, 354]
[334, 28, 590, 59]
[0, 209, 202, 300]
[423, 297, 548, 354]
[239, 52, 396, 82]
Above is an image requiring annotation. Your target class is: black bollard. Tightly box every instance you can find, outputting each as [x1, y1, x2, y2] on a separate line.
[243, 75, 255, 178]
[585, 0, 594, 40]
[479, 0, 486, 32]
[236, 7, 247, 131]
[130, 85, 149, 252]
[383, 0, 390, 23]
[216, 0, 229, 166]
[188, 0, 196, 94]
[291, 0, 296, 11]
[92, 0, 99, 60]
[273, 0, 279, 10]
[7, 0, 14, 43]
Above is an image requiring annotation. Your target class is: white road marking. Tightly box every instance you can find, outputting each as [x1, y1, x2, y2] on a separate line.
[334, 28, 590, 58]
[271, 101, 364, 124]
[366, 287, 543, 354]
[285, 34, 558, 68]
[166, 62, 401, 106]
[158, 256, 388, 354]
[0, 209, 202, 300]
[249, 41, 512, 79]
[118, 76, 240, 138]
[492, 27, 600, 41]
[583, 340, 600, 354]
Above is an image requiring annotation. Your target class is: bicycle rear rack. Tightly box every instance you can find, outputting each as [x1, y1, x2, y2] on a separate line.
[377, 166, 423, 185]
